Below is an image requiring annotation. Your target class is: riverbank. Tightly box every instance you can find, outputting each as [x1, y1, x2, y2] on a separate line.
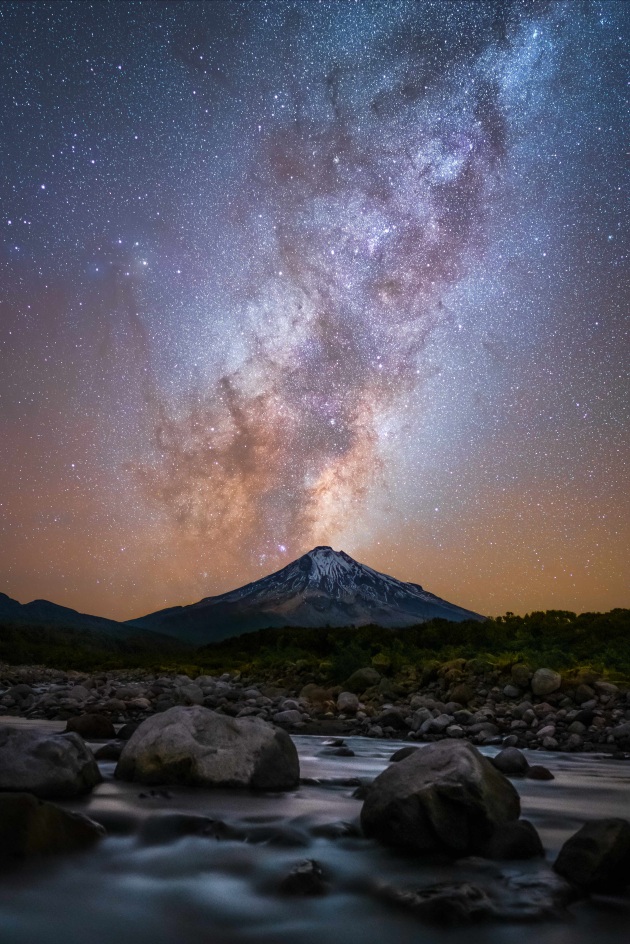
[2, 661, 629, 755]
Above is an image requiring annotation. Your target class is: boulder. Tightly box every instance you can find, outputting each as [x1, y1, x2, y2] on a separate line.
[531, 669, 562, 697]
[117, 721, 141, 741]
[376, 708, 408, 731]
[554, 818, 630, 890]
[336, 692, 360, 713]
[0, 726, 102, 798]
[491, 747, 529, 777]
[411, 708, 433, 729]
[503, 685, 521, 699]
[361, 740, 520, 856]
[115, 706, 299, 790]
[344, 667, 381, 693]
[66, 685, 90, 702]
[448, 684, 474, 705]
[420, 714, 454, 736]
[478, 819, 544, 860]
[94, 741, 124, 761]
[574, 684, 595, 704]
[0, 792, 104, 862]
[177, 683, 204, 706]
[65, 714, 116, 739]
[272, 709, 303, 725]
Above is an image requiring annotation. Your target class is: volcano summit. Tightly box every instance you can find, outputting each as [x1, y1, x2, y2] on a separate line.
[129, 547, 484, 644]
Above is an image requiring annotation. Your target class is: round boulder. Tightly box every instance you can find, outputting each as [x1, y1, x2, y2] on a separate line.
[531, 669, 562, 697]
[361, 740, 520, 856]
[337, 692, 360, 714]
[115, 706, 299, 791]
[478, 819, 544, 860]
[0, 726, 102, 799]
[491, 747, 529, 777]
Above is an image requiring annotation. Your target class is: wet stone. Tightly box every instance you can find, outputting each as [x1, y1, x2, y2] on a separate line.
[279, 859, 328, 896]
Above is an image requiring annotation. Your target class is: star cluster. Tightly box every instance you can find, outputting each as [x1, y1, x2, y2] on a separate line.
[0, 1, 627, 619]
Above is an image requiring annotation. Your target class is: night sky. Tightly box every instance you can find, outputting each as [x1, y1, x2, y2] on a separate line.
[0, 0, 627, 621]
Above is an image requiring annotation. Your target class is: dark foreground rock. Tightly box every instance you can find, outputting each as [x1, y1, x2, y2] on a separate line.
[0, 792, 104, 862]
[0, 725, 102, 798]
[554, 818, 630, 891]
[361, 740, 521, 856]
[372, 868, 577, 924]
[478, 819, 544, 860]
[526, 764, 555, 781]
[279, 859, 328, 896]
[94, 740, 124, 760]
[491, 747, 529, 776]
[115, 705, 300, 790]
[65, 713, 116, 739]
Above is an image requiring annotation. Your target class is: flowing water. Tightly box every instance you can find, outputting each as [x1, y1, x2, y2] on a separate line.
[1, 722, 629, 944]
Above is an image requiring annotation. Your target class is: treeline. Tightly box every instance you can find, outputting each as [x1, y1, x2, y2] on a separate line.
[1, 609, 629, 679]
[0, 622, 192, 672]
[196, 609, 630, 681]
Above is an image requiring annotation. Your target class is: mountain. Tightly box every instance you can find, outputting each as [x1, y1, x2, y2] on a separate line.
[128, 546, 484, 644]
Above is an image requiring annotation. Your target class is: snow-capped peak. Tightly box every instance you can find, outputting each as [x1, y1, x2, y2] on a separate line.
[131, 544, 484, 642]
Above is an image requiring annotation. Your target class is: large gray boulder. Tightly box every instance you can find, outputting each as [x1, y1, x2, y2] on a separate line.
[361, 740, 520, 856]
[0, 792, 104, 863]
[115, 706, 299, 790]
[0, 725, 102, 798]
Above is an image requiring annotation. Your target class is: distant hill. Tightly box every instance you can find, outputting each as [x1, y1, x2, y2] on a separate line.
[0, 592, 134, 638]
[0, 592, 189, 667]
[128, 545, 484, 644]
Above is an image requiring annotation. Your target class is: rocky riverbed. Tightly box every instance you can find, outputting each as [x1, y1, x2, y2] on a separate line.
[1, 661, 629, 754]
[0, 715, 629, 944]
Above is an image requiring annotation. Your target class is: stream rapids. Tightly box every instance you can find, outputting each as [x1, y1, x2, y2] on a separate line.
[0, 722, 629, 944]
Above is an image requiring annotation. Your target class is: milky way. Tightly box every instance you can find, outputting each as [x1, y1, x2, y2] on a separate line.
[0, 1, 627, 619]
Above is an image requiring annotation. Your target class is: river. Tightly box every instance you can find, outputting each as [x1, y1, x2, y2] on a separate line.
[1, 722, 629, 944]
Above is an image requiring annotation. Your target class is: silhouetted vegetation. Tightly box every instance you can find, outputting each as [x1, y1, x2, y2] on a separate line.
[194, 609, 630, 681]
[2, 610, 628, 682]
[0, 622, 193, 672]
